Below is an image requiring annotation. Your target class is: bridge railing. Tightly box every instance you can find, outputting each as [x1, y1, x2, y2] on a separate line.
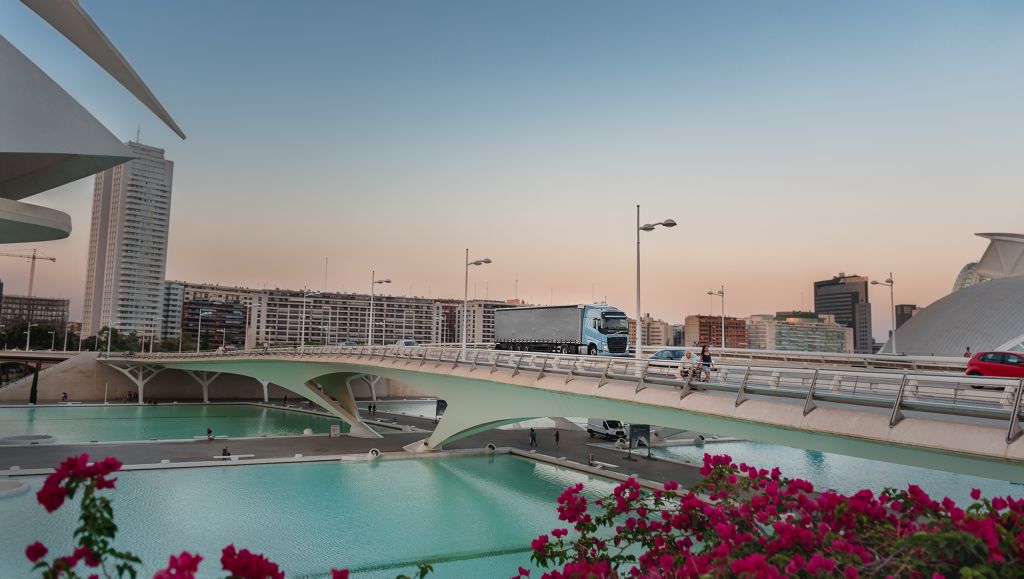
[99, 345, 1024, 444]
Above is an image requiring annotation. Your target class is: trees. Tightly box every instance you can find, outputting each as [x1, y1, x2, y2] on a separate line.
[0, 321, 58, 350]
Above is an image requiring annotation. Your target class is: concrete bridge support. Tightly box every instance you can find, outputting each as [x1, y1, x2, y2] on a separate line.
[256, 379, 270, 402]
[158, 360, 381, 439]
[183, 371, 220, 403]
[107, 364, 164, 404]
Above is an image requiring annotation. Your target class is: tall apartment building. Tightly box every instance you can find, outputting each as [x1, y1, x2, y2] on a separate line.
[747, 312, 853, 353]
[683, 315, 748, 349]
[813, 273, 873, 354]
[82, 141, 173, 339]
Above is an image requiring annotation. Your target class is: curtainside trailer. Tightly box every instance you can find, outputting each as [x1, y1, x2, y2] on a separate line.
[494, 304, 629, 356]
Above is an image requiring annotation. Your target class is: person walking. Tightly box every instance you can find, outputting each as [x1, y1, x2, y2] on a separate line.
[554, 429, 560, 448]
[964, 346, 972, 358]
[206, 427, 213, 442]
[529, 427, 538, 448]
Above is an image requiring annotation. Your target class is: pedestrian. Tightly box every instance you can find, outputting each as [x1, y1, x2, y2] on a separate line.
[283, 394, 287, 406]
[700, 345, 713, 382]
[680, 350, 698, 381]
[221, 447, 230, 457]
[554, 429, 560, 448]
[964, 346, 972, 358]
[61, 391, 68, 402]
[206, 427, 213, 442]
[529, 427, 538, 448]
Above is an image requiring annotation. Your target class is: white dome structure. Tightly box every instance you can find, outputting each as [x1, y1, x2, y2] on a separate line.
[883, 276, 1024, 356]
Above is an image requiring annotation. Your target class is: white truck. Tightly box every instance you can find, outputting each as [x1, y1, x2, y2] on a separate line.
[587, 419, 626, 440]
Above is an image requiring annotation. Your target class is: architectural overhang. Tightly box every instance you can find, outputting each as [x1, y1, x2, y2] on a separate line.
[0, 197, 72, 242]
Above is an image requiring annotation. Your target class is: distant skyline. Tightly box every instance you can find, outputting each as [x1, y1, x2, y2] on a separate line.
[1, 0, 1022, 341]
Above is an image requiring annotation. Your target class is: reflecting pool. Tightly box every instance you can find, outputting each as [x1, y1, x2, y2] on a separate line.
[0, 404, 354, 443]
[652, 441, 1023, 505]
[0, 455, 615, 577]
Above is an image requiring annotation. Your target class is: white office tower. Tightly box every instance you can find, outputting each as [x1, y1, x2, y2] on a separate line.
[82, 141, 174, 339]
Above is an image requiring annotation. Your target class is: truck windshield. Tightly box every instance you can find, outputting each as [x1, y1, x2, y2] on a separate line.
[602, 316, 628, 334]
[606, 420, 622, 428]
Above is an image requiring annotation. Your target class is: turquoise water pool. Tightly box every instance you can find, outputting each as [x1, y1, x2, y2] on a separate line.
[0, 404, 354, 443]
[652, 441, 1023, 505]
[0, 455, 615, 577]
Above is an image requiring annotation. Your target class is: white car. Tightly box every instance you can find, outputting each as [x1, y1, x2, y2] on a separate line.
[395, 339, 418, 347]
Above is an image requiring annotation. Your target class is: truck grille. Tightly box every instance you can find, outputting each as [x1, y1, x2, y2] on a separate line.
[607, 336, 627, 353]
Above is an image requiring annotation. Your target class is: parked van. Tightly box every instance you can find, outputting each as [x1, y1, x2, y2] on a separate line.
[587, 419, 626, 440]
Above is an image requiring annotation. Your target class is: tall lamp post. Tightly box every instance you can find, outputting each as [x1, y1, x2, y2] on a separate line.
[48, 330, 55, 350]
[871, 273, 896, 354]
[299, 289, 321, 350]
[196, 310, 212, 353]
[368, 272, 391, 345]
[463, 249, 492, 351]
[26, 322, 37, 350]
[635, 205, 676, 359]
[707, 286, 725, 348]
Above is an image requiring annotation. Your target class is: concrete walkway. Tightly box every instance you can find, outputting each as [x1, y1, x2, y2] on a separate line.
[0, 403, 706, 488]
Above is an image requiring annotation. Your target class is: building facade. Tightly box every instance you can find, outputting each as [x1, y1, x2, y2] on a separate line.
[813, 273, 873, 354]
[683, 315, 748, 349]
[82, 141, 174, 339]
[0, 294, 70, 336]
[895, 304, 920, 329]
[747, 312, 853, 353]
[454, 300, 519, 344]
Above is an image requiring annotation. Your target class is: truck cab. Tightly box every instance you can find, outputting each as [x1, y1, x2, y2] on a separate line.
[582, 304, 629, 356]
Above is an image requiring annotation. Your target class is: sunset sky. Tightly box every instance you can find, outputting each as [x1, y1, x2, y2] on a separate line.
[2, 0, 1022, 341]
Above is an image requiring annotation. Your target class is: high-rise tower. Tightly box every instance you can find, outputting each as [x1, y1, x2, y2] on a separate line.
[82, 141, 173, 339]
[813, 273, 873, 354]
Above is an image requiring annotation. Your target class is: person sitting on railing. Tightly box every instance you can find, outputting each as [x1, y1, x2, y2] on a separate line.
[679, 350, 700, 381]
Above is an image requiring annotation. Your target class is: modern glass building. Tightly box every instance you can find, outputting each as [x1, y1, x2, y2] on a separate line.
[813, 273, 873, 354]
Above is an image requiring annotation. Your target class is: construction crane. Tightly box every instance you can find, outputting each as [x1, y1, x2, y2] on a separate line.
[0, 249, 57, 297]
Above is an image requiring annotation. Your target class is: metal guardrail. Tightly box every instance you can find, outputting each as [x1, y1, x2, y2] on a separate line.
[100, 345, 1024, 445]
[638, 346, 968, 373]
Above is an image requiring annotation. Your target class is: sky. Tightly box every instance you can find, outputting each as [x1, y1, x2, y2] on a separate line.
[2, 0, 1023, 341]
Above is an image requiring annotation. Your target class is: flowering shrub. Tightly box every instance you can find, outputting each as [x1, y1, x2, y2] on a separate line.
[527, 453, 1024, 578]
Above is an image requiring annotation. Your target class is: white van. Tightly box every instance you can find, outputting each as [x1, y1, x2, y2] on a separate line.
[587, 419, 626, 440]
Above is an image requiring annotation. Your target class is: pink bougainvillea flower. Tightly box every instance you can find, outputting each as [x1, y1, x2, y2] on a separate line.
[331, 569, 349, 579]
[24, 541, 48, 563]
[154, 551, 203, 578]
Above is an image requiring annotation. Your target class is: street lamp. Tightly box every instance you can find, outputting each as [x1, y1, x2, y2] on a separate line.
[368, 271, 391, 346]
[707, 286, 725, 348]
[217, 328, 227, 349]
[25, 322, 37, 350]
[635, 205, 676, 359]
[299, 289, 321, 349]
[196, 310, 213, 353]
[48, 330, 55, 350]
[872, 273, 896, 354]
[463, 249, 492, 351]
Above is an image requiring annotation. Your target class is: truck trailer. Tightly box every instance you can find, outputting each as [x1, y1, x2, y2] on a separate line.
[494, 304, 629, 356]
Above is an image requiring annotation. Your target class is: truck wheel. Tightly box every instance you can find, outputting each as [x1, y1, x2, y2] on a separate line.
[561, 344, 573, 355]
[588, 344, 597, 356]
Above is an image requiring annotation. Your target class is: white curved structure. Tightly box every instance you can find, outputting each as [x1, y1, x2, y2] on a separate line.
[886, 277, 1024, 356]
[1, 0, 184, 244]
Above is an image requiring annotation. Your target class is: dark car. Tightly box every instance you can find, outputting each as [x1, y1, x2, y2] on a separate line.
[966, 351, 1024, 379]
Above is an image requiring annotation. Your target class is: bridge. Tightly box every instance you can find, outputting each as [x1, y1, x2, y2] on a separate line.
[99, 346, 1024, 481]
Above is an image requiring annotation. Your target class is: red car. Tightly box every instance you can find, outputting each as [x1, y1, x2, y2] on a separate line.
[965, 351, 1024, 378]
